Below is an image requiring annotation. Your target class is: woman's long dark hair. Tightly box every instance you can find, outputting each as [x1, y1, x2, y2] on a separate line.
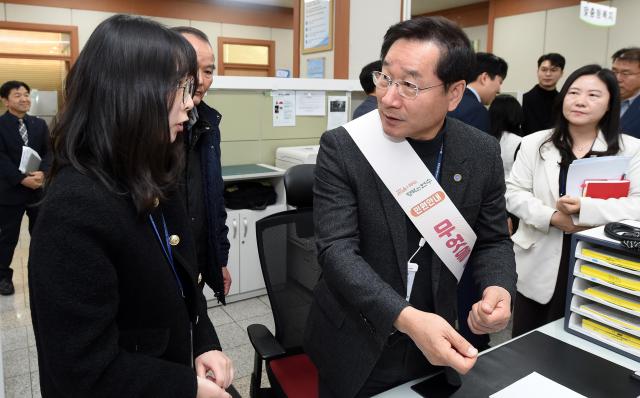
[543, 64, 621, 167]
[49, 14, 197, 214]
[489, 94, 524, 141]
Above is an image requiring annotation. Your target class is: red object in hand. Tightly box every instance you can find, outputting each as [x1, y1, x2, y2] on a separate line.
[582, 179, 630, 199]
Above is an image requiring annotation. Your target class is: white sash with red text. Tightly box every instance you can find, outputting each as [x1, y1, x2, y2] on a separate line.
[344, 110, 476, 282]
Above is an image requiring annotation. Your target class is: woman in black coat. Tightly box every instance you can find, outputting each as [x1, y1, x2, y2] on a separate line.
[28, 15, 233, 398]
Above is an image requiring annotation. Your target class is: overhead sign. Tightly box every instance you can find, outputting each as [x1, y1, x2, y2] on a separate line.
[580, 1, 617, 27]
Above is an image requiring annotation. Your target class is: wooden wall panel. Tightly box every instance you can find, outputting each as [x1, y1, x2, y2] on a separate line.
[417, 2, 489, 28]
[333, 0, 350, 79]
[4, 0, 294, 29]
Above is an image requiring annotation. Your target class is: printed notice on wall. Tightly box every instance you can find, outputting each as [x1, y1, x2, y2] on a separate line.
[296, 91, 326, 116]
[327, 95, 348, 130]
[303, 0, 332, 53]
[272, 90, 296, 127]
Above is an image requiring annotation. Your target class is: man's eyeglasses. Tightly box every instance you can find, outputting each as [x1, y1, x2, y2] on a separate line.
[177, 77, 195, 104]
[372, 71, 444, 100]
[612, 69, 640, 78]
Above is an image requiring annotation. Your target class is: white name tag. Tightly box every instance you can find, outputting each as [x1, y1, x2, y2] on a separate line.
[344, 110, 476, 282]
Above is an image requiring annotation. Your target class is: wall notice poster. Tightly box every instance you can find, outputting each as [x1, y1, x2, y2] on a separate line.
[272, 91, 296, 127]
[327, 95, 348, 130]
[296, 91, 326, 116]
[302, 0, 333, 54]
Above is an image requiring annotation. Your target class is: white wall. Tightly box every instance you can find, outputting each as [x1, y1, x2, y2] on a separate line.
[1, 2, 294, 75]
[608, 0, 640, 62]
[463, 25, 488, 52]
[493, 11, 546, 95]
[493, 0, 639, 97]
[348, 0, 401, 80]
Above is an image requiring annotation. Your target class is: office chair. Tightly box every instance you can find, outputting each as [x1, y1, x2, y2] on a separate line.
[248, 164, 319, 398]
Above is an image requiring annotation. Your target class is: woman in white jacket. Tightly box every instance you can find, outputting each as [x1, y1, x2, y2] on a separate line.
[506, 64, 640, 336]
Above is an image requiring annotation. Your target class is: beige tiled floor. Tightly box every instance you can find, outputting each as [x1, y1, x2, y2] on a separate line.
[1, 218, 273, 398]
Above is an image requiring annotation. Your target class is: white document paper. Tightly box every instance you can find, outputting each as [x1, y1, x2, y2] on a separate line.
[490, 372, 587, 398]
[327, 95, 348, 130]
[566, 156, 631, 197]
[19, 146, 41, 174]
[272, 90, 296, 127]
[295, 91, 326, 116]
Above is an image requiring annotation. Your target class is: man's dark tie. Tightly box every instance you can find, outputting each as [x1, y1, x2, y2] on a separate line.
[18, 119, 28, 146]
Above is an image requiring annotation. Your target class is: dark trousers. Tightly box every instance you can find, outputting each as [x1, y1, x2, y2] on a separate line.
[512, 233, 572, 337]
[456, 267, 490, 350]
[319, 333, 437, 397]
[0, 203, 38, 280]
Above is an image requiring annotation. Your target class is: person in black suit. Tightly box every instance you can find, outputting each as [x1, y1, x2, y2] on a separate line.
[0, 80, 49, 295]
[448, 52, 508, 133]
[172, 27, 232, 304]
[305, 17, 516, 397]
[612, 47, 640, 139]
[28, 15, 234, 398]
[352, 60, 382, 119]
[522, 53, 565, 135]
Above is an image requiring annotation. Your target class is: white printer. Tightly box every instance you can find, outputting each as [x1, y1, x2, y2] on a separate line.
[275, 145, 320, 169]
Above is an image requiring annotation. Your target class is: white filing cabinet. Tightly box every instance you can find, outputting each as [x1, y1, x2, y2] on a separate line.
[203, 164, 286, 304]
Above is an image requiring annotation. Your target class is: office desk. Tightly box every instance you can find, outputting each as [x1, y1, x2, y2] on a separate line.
[375, 319, 640, 397]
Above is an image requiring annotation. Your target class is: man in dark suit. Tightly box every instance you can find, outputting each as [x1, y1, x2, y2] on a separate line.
[447, 52, 508, 352]
[352, 60, 382, 119]
[612, 47, 640, 139]
[304, 17, 517, 397]
[448, 52, 508, 133]
[172, 27, 231, 304]
[0, 80, 49, 295]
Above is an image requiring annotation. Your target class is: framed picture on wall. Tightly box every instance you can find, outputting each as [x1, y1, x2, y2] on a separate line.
[306, 57, 325, 78]
[301, 0, 333, 54]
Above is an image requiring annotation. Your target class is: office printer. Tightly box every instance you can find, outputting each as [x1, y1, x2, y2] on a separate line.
[275, 145, 320, 169]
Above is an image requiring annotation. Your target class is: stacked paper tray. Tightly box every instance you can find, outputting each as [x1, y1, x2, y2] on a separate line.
[567, 229, 640, 362]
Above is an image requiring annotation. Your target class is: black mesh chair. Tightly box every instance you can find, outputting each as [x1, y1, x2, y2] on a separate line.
[248, 164, 319, 398]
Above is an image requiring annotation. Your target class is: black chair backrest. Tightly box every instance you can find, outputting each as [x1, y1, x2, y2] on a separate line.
[255, 165, 318, 350]
[284, 164, 314, 208]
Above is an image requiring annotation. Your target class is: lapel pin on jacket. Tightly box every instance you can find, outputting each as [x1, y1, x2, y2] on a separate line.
[169, 235, 180, 246]
[453, 173, 462, 182]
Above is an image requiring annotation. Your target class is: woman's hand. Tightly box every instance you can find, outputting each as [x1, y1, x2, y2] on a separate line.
[550, 211, 587, 233]
[556, 196, 581, 215]
[195, 350, 234, 389]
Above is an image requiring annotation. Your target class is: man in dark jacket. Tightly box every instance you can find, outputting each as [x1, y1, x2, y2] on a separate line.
[173, 27, 231, 304]
[0, 80, 49, 295]
[522, 53, 565, 135]
[353, 60, 382, 119]
[448, 52, 508, 133]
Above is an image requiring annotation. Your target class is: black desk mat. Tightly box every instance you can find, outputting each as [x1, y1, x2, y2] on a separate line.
[415, 331, 640, 397]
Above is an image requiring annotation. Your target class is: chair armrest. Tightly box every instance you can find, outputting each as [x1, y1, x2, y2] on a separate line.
[247, 324, 286, 360]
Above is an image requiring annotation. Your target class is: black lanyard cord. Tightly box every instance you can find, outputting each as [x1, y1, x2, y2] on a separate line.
[604, 222, 640, 254]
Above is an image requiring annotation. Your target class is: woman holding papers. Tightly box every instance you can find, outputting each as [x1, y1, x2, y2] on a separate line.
[506, 64, 640, 336]
[27, 15, 233, 397]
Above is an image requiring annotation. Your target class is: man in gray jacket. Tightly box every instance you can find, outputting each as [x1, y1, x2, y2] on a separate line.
[304, 16, 517, 397]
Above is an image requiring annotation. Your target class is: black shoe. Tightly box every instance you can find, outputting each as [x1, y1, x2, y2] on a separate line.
[0, 279, 14, 296]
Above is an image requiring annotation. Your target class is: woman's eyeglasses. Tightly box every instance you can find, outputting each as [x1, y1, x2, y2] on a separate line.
[177, 77, 195, 104]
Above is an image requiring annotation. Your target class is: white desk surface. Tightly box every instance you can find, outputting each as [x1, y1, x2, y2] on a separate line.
[374, 319, 640, 397]
[221, 163, 285, 182]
